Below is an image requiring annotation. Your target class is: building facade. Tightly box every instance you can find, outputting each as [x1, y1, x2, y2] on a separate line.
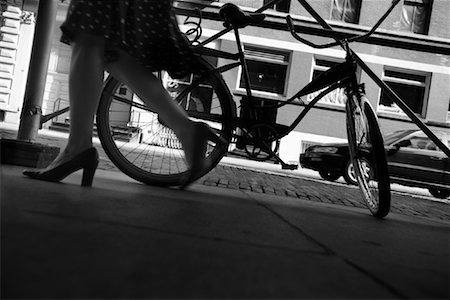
[0, 1, 35, 125]
[1, 0, 449, 165]
[188, 0, 450, 163]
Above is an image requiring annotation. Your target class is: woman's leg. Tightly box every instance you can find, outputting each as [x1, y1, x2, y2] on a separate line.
[65, 32, 105, 153]
[105, 49, 200, 166]
[22, 32, 105, 184]
[49, 32, 105, 166]
[105, 49, 192, 135]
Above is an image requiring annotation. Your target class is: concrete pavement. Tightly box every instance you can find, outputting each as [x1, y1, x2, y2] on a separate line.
[2, 124, 450, 298]
[1, 124, 449, 222]
[1, 163, 449, 299]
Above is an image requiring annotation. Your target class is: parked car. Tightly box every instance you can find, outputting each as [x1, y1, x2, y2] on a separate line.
[300, 129, 450, 199]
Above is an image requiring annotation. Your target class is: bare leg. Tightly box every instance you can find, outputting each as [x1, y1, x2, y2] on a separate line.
[105, 49, 192, 134]
[105, 49, 200, 165]
[48, 32, 105, 167]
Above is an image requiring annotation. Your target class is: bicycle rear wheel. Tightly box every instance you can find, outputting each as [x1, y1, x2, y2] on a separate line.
[96, 59, 234, 187]
[346, 93, 390, 218]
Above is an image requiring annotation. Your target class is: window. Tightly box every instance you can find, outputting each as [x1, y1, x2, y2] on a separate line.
[239, 45, 290, 95]
[408, 135, 436, 150]
[330, 0, 362, 24]
[400, 0, 433, 35]
[263, 0, 291, 13]
[378, 68, 431, 118]
[306, 57, 349, 107]
[311, 58, 341, 79]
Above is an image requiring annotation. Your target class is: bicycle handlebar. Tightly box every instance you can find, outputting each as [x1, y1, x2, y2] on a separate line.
[287, 0, 401, 49]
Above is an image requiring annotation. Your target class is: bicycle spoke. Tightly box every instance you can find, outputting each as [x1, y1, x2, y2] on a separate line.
[346, 94, 390, 218]
[96, 60, 233, 186]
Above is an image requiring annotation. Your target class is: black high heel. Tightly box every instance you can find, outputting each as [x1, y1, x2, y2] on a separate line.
[23, 147, 99, 187]
[180, 122, 227, 189]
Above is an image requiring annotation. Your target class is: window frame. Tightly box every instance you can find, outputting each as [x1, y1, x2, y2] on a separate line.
[330, 0, 362, 24]
[263, 0, 291, 13]
[378, 66, 431, 119]
[447, 98, 450, 123]
[305, 55, 361, 108]
[237, 45, 291, 98]
[400, 0, 433, 35]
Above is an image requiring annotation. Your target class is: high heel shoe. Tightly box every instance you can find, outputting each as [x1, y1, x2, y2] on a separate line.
[180, 122, 227, 189]
[23, 147, 99, 187]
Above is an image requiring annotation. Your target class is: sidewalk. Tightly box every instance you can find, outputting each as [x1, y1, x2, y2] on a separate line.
[1, 124, 449, 222]
[2, 163, 449, 299]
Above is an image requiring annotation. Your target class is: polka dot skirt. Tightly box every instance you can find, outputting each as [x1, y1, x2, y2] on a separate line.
[60, 0, 199, 78]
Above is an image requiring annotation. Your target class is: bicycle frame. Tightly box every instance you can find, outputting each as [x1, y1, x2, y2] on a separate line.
[191, 4, 358, 145]
[192, 0, 450, 159]
[197, 40, 364, 168]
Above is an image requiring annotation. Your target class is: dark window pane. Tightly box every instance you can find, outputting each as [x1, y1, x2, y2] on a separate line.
[276, 0, 290, 12]
[312, 70, 325, 80]
[240, 60, 287, 94]
[400, 0, 432, 34]
[312, 59, 340, 80]
[119, 87, 127, 95]
[264, 0, 291, 13]
[380, 81, 425, 115]
[384, 70, 426, 82]
[315, 59, 340, 69]
[331, 0, 361, 24]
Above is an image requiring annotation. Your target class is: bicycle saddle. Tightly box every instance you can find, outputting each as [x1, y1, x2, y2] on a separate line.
[219, 3, 265, 28]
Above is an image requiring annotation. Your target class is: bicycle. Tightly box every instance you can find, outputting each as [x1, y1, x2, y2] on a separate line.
[95, 0, 395, 218]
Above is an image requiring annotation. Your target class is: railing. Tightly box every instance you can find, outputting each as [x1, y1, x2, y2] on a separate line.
[42, 98, 69, 128]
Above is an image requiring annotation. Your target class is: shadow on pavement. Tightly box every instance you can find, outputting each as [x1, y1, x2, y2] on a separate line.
[1, 165, 448, 299]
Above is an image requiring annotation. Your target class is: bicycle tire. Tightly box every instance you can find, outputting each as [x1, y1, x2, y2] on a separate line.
[96, 59, 234, 187]
[346, 93, 391, 218]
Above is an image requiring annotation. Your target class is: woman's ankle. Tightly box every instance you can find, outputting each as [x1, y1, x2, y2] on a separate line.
[63, 143, 93, 156]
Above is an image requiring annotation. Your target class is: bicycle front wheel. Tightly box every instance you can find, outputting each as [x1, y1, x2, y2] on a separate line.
[346, 93, 390, 218]
[96, 59, 234, 187]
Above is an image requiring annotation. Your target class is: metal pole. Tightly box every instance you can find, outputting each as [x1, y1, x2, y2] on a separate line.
[17, 0, 58, 141]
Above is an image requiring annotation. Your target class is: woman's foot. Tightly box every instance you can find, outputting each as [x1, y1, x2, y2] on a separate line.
[176, 121, 226, 188]
[23, 147, 99, 187]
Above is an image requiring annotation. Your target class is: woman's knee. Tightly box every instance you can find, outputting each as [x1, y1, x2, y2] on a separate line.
[71, 31, 105, 57]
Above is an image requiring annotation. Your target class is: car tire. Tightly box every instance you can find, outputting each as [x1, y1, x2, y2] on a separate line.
[319, 170, 341, 181]
[343, 158, 372, 186]
[343, 160, 357, 185]
[428, 188, 450, 199]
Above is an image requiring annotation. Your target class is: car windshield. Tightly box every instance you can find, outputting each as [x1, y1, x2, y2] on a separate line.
[384, 130, 416, 145]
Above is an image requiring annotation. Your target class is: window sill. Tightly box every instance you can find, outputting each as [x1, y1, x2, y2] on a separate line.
[232, 89, 286, 102]
[377, 110, 414, 122]
[311, 102, 346, 112]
